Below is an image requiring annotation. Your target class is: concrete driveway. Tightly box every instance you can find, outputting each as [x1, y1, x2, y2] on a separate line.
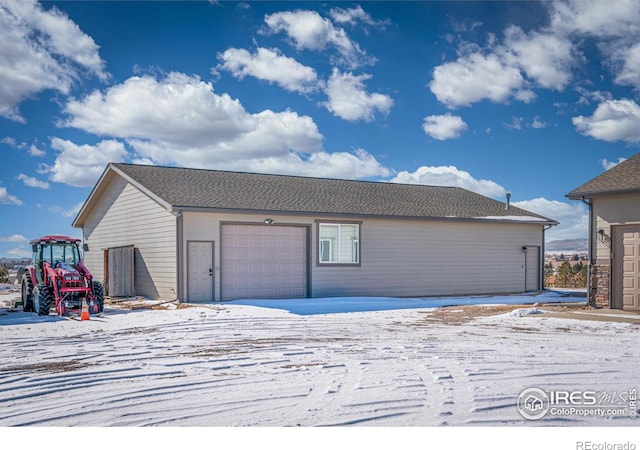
[539, 308, 640, 324]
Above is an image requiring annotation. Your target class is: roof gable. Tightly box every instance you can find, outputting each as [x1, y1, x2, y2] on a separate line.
[567, 152, 640, 199]
[76, 163, 556, 226]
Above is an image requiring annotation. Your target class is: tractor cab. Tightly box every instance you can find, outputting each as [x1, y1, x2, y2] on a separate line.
[31, 236, 82, 283]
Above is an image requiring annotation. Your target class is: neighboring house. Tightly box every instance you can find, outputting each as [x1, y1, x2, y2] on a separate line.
[73, 163, 557, 302]
[567, 152, 640, 310]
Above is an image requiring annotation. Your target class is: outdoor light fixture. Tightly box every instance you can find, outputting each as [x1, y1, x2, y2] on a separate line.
[264, 218, 274, 225]
[597, 229, 610, 245]
[522, 246, 528, 252]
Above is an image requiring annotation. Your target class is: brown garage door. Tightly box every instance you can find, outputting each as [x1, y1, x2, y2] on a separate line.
[613, 225, 640, 310]
[221, 224, 308, 300]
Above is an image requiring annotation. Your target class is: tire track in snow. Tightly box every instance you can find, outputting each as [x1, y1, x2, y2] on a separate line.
[1, 306, 639, 426]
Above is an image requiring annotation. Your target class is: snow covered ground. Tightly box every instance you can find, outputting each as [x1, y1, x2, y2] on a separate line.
[1, 285, 638, 447]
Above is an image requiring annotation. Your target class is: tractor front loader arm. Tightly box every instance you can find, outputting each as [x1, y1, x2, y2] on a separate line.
[41, 262, 62, 300]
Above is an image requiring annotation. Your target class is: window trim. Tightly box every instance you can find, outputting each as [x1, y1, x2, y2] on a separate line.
[319, 238, 334, 263]
[316, 220, 362, 267]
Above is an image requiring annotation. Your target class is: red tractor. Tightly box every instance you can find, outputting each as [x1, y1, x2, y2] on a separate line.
[20, 235, 104, 317]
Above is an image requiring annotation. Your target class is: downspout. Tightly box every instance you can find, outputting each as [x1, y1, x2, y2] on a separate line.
[580, 197, 595, 307]
[542, 224, 552, 291]
[176, 209, 184, 304]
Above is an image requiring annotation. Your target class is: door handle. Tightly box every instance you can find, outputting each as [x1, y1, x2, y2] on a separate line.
[209, 268, 212, 276]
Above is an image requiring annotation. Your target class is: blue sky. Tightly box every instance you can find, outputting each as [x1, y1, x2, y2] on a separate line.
[1, 0, 639, 258]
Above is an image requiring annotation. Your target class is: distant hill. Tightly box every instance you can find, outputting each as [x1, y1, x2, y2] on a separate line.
[546, 238, 588, 253]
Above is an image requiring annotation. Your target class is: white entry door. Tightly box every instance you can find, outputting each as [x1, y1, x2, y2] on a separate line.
[525, 246, 540, 291]
[188, 241, 214, 302]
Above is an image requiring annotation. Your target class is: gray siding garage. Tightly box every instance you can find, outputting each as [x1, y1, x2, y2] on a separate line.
[568, 152, 640, 310]
[74, 163, 557, 302]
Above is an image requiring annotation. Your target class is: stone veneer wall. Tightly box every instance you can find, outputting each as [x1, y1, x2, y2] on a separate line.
[590, 264, 610, 308]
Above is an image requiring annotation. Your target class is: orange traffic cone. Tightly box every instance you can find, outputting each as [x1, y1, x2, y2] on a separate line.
[80, 298, 90, 321]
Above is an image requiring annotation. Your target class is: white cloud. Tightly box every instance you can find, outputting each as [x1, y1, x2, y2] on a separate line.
[49, 138, 128, 188]
[0, 137, 46, 156]
[329, 5, 388, 31]
[391, 166, 506, 199]
[329, 5, 371, 26]
[504, 116, 523, 131]
[63, 73, 253, 145]
[549, 0, 640, 38]
[263, 10, 373, 68]
[503, 26, 575, 91]
[130, 157, 155, 166]
[6, 247, 31, 258]
[125, 108, 323, 165]
[0, 0, 106, 122]
[217, 47, 319, 93]
[17, 173, 50, 189]
[531, 116, 547, 129]
[428, 1, 640, 111]
[601, 157, 627, 171]
[572, 99, 640, 143]
[430, 22, 575, 109]
[512, 197, 588, 241]
[214, 148, 391, 180]
[46, 201, 84, 218]
[429, 51, 533, 108]
[264, 10, 332, 51]
[323, 68, 393, 122]
[28, 144, 46, 157]
[36, 163, 49, 175]
[428, 2, 607, 109]
[0, 187, 22, 205]
[548, 1, 640, 90]
[450, 17, 483, 34]
[61, 72, 390, 179]
[574, 87, 612, 106]
[611, 43, 640, 87]
[422, 114, 467, 140]
[0, 234, 28, 243]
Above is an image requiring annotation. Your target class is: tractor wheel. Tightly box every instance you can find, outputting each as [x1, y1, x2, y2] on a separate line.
[34, 284, 51, 316]
[21, 273, 34, 312]
[92, 281, 105, 314]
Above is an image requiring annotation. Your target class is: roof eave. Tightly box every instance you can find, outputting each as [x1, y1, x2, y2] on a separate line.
[72, 164, 114, 228]
[171, 205, 556, 225]
[73, 163, 175, 229]
[476, 218, 559, 226]
[110, 164, 174, 212]
[566, 187, 640, 200]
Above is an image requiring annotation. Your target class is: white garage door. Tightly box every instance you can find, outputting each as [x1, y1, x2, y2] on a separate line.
[221, 224, 308, 300]
[614, 225, 640, 310]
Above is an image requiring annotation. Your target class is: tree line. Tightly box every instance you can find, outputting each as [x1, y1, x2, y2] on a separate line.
[545, 261, 587, 288]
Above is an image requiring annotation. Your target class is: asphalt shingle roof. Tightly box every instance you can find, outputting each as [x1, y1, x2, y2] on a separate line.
[567, 152, 640, 199]
[110, 163, 554, 223]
